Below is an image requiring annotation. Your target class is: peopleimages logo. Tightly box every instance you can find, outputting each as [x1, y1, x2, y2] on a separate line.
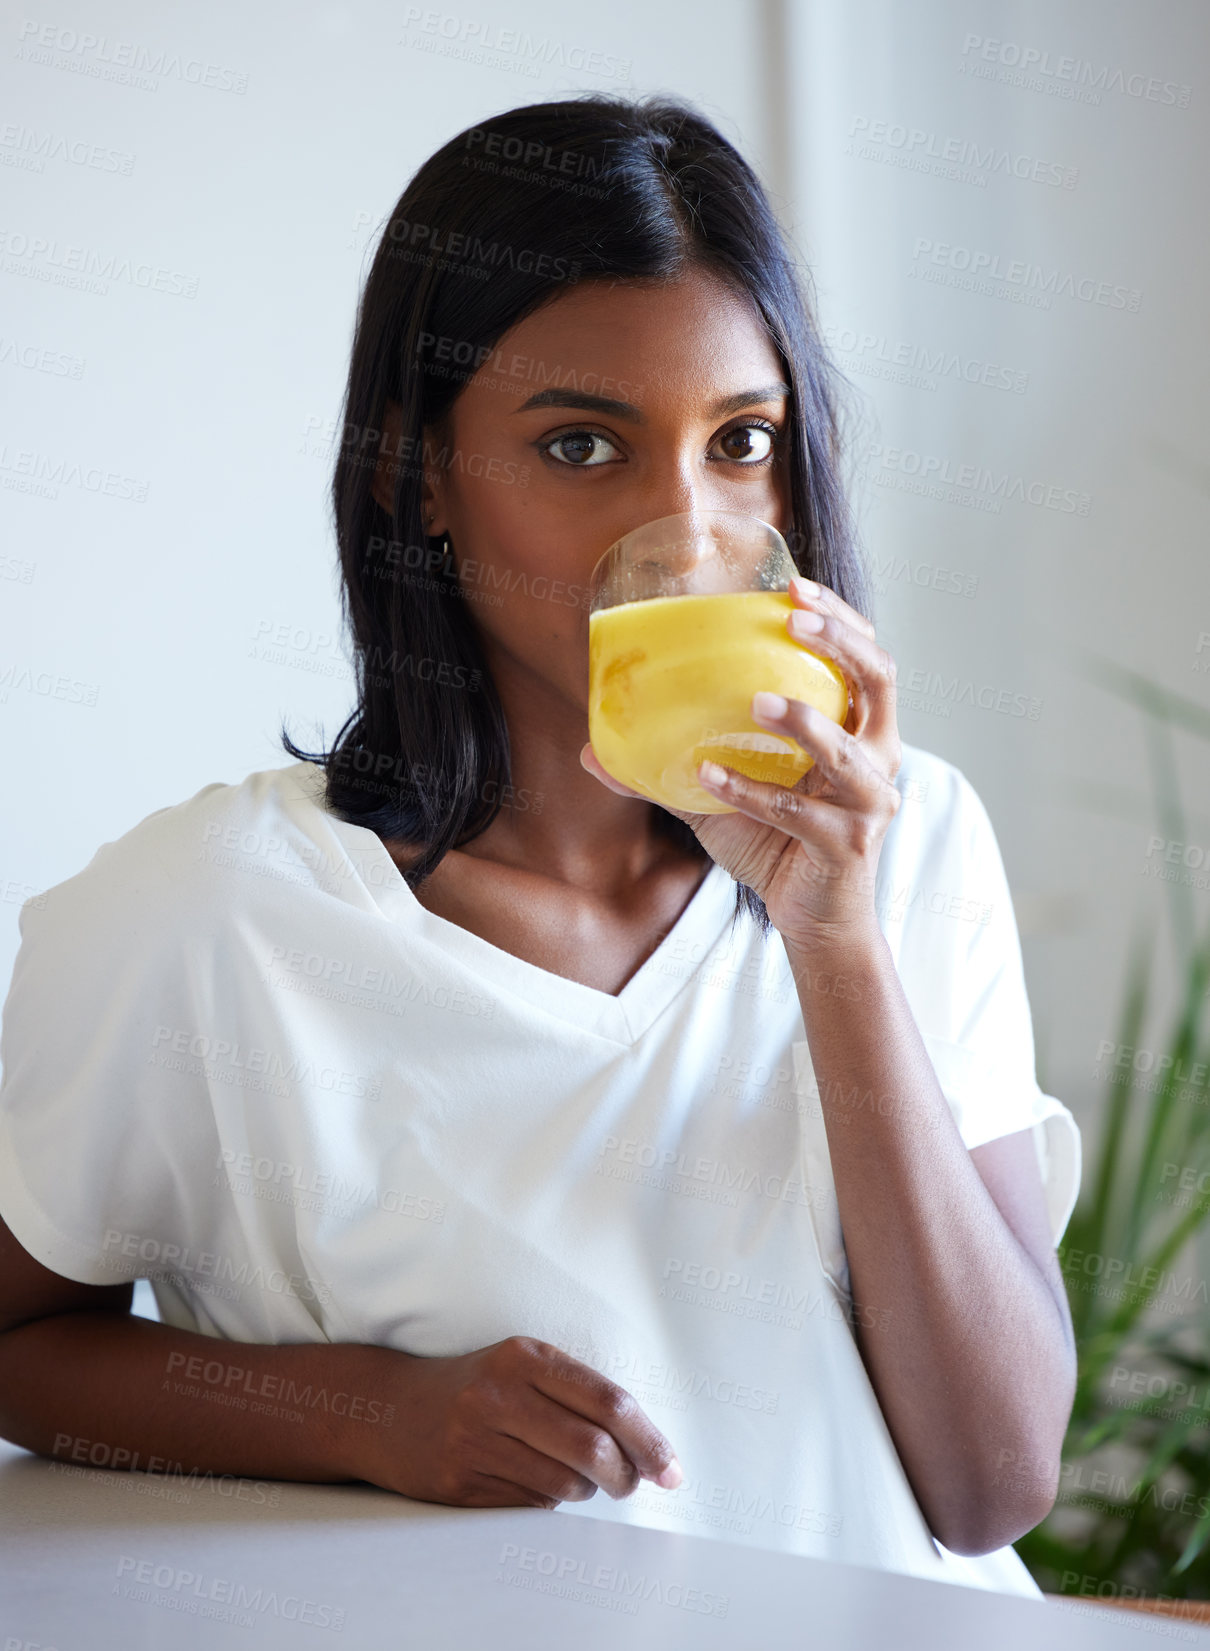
[0, 228, 199, 298]
[113, 1555, 343, 1630]
[910, 238, 1141, 312]
[399, 9, 632, 82]
[496, 1544, 728, 1617]
[14, 21, 250, 94]
[823, 322, 1028, 395]
[868, 442, 1092, 516]
[960, 34, 1192, 108]
[847, 115, 1077, 189]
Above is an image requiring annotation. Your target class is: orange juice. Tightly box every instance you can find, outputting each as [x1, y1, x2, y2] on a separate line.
[588, 590, 848, 814]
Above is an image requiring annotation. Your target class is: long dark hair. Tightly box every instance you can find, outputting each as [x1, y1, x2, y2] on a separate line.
[282, 93, 868, 939]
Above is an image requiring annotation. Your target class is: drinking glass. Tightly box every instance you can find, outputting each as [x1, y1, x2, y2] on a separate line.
[587, 510, 849, 814]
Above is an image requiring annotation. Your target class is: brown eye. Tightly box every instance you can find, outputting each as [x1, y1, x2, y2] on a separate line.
[542, 430, 621, 467]
[713, 425, 776, 464]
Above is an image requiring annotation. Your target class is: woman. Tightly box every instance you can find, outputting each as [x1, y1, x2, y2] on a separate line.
[0, 95, 1080, 1596]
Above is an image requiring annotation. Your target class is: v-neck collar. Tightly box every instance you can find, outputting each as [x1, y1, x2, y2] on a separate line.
[290, 761, 740, 1046]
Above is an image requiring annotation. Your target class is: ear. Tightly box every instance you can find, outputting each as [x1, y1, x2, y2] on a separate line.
[370, 401, 447, 536]
[369, 400, 403, 515]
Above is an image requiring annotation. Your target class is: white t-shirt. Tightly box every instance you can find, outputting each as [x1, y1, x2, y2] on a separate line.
[0, 743, 1079, 1596]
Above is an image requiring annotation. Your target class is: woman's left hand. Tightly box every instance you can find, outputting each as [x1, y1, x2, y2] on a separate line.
[580, 576, 903, 949]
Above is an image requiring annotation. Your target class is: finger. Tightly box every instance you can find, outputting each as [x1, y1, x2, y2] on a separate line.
[703, 703, 884, 818]
[579, 744, 703, 829]
[481, 1429, 601, 1505]
[784, 604, 898, 743]
[579, 742, 645, 798]
[789, 575, 876, 641]
[756, 690, 898, 812]
[503, 1387, 641, 1500]
[452, 1471, 575, 1510]
[532, 1355, 681, 1489]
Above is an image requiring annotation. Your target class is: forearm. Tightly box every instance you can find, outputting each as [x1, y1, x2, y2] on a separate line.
[0, 1308, 395, 1485]
[785, 925, 1074, 1556]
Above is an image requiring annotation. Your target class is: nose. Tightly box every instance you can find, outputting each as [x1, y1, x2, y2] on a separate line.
[617, 455, 728, 546]
[633, 453, 712, 529]
[590, 445, 776, 603]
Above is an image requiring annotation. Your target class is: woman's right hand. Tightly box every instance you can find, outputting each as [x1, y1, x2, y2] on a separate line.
[347, 1336, 683, 1509]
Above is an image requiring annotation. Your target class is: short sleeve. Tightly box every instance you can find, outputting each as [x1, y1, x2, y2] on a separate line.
[0, 845, 216, 1287]
[881, 752, 1081, 1248]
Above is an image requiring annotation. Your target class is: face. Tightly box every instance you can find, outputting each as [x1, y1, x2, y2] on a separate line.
[375, 265, 793, 714]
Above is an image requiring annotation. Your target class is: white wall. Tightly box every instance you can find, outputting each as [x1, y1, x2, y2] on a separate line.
[0, 0, 779, 976]
[4, 0, 1208, 1165]
[778, 0, 1210, 1146]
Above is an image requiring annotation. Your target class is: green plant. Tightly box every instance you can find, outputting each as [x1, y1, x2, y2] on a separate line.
[1015, 661, 1210, 1597]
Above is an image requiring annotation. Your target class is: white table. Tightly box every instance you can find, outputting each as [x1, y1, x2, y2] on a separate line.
[1, 1438, 1204, 1649]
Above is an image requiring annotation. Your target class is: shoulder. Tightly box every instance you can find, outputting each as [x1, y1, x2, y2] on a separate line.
[880, 742, 1003, 899]
[887, 740, 986, 842]
[20, 762, 332, 953]
[891, 741, 979, 817]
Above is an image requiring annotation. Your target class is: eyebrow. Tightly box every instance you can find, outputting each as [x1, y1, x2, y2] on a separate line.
[511, 383, 792, 422]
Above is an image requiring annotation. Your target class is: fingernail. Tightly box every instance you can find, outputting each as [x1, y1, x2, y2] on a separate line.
[653, 1457, 683, 1490]
[752, 691, 787, 719]
[791, 576, 819, 597]
[791, 610, 825, 633]
[699, 761, 728, 786]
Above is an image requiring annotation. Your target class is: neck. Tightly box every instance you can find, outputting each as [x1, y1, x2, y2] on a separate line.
[477, 644, 699, 893]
